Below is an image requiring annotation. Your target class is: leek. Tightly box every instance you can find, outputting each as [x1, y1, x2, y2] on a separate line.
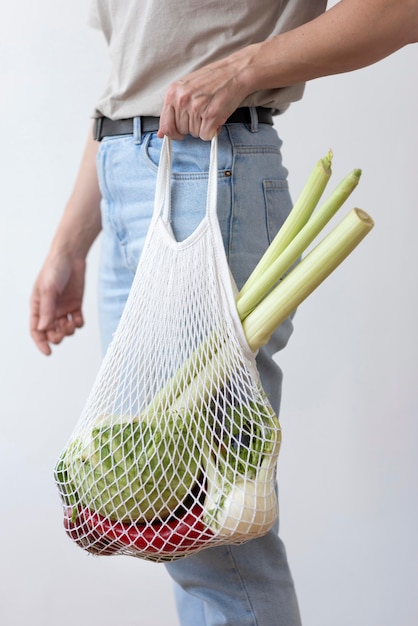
[239, 150, 333, 297]
[236, 168, 362, 320]
[242, 208, 374, 351]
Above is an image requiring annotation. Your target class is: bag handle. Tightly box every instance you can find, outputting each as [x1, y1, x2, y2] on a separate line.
[153, 136, 173, 224]
[154, 135, 219, 225]
[206, 134, 218, 223]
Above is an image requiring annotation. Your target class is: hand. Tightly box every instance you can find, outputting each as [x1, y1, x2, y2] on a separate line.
[30, 253, 86, 355]
[158, 47, 256, 141]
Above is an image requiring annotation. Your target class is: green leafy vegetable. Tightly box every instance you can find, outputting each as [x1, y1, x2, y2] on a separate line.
[56, 413, 204, 523]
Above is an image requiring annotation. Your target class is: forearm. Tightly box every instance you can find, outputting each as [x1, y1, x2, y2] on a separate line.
[159, 0, 417, 140]
[241, 0, 418, 92]
[49, 124, 102, 261]
[30, 125, 102, 354]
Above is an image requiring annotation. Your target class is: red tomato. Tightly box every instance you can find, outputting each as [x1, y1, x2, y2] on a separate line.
[62, 506, 119, 556]
[84, 505, 214, 558]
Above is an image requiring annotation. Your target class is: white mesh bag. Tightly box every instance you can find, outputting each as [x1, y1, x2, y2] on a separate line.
[54, 136, 281, 562]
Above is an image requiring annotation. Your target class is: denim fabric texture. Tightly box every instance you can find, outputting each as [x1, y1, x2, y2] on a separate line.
[96, 119, 301, 626]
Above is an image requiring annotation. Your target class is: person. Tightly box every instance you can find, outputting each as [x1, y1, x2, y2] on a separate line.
[30, 2, 418, 625]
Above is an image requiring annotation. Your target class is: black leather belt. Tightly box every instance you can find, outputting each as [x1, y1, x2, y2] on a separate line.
[93, 107, 273, 141]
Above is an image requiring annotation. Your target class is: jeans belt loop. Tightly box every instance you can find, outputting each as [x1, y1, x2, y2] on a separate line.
[133, 117, 142, 144]
[249, 106, 259, 133]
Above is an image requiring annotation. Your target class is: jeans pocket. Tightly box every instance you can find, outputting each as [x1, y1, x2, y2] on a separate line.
[262, 179, 292, 244]
[143, 133, 215, 176]
[142, 132, 162, 171]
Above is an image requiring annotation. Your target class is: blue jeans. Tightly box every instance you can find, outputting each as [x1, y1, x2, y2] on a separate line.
[97, 119, 301, 626]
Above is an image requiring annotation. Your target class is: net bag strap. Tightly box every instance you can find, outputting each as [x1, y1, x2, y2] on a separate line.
[153, 135, 219, 226]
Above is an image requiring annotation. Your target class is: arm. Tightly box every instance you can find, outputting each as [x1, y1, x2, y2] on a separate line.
[30, 125, 102, 355]
[158, 0, 418, 140]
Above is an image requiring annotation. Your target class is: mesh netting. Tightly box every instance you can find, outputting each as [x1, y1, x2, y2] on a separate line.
[54, 137, 281, 562]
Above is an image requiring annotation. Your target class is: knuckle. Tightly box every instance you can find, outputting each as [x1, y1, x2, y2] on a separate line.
[177, 92, 191, 110]
[164, 83, 177, 101]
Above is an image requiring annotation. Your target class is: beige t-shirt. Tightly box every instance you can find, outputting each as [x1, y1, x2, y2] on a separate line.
[89, 0, 327, 119]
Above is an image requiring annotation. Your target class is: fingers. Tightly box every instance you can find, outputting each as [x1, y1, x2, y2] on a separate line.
[158, 107, 223, 141]
[37, 286, 82, 333]
[30, 279, 84, 355]
[36, 285, 58, 332]
[30, 309, 84, 355]
[30, 288, 52, 355]
[157, 68, 234, 141]
[29, 254, 86, 355]
[158, 97, 223, 141]
[30, 320, 53, 356]
[157, 105, 186, 141]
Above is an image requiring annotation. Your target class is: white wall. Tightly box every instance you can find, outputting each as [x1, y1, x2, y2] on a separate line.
[277, 44, 418, 626]
[0, 2, 416, 625]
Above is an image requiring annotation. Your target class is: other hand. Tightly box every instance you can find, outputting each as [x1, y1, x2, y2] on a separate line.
[30, 254, 86, 355]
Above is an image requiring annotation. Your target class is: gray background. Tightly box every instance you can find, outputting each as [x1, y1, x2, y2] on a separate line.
[1, 1, 417, 625]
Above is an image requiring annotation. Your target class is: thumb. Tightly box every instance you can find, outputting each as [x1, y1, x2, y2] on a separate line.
[37, 287, 58, 330]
